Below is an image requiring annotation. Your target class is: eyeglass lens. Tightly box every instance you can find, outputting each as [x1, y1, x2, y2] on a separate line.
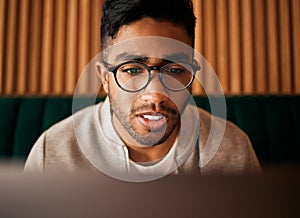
[115, 62, 194, 92]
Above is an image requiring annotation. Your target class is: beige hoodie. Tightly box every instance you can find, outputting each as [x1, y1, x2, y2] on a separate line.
[24, 98, 261, 180]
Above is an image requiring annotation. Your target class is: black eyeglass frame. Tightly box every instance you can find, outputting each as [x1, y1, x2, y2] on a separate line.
[106, 61, 201, 93]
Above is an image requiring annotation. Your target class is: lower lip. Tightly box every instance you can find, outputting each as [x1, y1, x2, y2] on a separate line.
[137, 115, 167, 130]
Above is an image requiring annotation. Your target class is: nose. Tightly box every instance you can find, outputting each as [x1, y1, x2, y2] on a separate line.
[140, 71, 169, 103]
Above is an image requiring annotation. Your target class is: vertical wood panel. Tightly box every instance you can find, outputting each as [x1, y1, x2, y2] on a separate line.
[5, 0, 17, 94]
[253, 0, 267, 93]
[16, 0, 29, 93]
[241, 0, 254, 94]
[28, 0, 42, 94]
[90, 0, 103, 95]
[53, 0, 66, 94]
[203, 0, 217, 94]
[0, 0, 299, 96]
[228, 0, 241, 94]
[279, 0, 292, 93]
[90, 0, 101, 58]
[292, 0, 300, 94]
[77, 0, 90, 94]
[0, 0, 6, 94]
[192, 0, 204, 95]
[203, 0, 216, 67]
[40, 0, 54, 94]
[65, 0, 78, 95]
[266, 0, 280, 93]
[193, 0, 203, 55]
[216, 0, 229, 94]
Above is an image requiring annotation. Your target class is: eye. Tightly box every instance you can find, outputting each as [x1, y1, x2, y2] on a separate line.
[169, 67, 185, 74]
[118, 63, 147, 76]
[164, 64, 187, 75]
[121, 67, 144, 75]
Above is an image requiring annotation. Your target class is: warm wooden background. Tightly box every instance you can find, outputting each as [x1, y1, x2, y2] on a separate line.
[0, 0, 299, 96]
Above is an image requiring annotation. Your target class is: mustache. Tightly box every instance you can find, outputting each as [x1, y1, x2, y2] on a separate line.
[131, 102, 178, 116]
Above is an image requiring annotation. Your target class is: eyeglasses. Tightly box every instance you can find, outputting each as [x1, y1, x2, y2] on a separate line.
[106, 61, 200, 92]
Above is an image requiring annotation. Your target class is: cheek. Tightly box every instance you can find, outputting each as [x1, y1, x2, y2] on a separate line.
[106, 76, 118, 97]
[168, 92, 191, 113]
[108, 77, 138, 111]
[103, 74, 124, 100]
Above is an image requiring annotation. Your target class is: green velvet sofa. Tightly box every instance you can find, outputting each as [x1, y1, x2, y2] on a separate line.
[1, 96, 300, 168]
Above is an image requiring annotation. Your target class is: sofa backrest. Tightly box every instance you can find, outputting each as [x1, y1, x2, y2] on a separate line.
[0, 96, 299, 166]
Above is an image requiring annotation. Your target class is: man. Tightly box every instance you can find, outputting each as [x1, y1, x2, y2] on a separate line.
[25, 0, 260, 180]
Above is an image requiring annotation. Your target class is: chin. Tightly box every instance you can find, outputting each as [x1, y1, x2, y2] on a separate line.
[129, 125, 176, 147]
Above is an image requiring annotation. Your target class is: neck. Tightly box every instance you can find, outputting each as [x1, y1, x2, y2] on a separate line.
[126, 126, 179, 162]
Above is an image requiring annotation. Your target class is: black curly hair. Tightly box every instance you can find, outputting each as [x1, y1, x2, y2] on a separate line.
[100, 0, 196, 50]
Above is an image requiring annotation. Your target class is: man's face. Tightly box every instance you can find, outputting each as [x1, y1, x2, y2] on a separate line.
[102, 18, 194, 147]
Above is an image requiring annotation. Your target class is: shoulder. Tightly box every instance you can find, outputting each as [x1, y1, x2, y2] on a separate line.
[25, 103, 103, 171]
[196, 107, 261, 173]
[46, 103, 102, 155]
[44, 102, 104, 142]
[197, 107, 249, 145]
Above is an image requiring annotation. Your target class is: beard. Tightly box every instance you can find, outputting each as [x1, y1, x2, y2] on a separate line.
[109, 96, 180, 147]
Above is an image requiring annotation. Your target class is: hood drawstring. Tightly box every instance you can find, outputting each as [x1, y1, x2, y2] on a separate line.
[122, 145, 131, 173]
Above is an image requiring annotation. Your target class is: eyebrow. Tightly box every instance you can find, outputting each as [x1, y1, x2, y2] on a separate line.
[115, 53, 149, 62]
[164, 53, 192, 62]
[114, 52, 192, 63]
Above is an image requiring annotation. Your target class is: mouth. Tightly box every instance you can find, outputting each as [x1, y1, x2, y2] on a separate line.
[136, 112, 168, 131]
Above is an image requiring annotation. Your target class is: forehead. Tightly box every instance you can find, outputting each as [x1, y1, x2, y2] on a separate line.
[114, 18, 192, 44]
[104, 36, 194, 65]
[102, 18, 194, 64]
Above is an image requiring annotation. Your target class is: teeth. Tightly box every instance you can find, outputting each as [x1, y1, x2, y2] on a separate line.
[142, 114, 163, 121]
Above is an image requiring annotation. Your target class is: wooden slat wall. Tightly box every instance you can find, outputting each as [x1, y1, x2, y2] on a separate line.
[293, 0, 300, 93]
[192, 0, 300, 95]
[40, 0, 53, 94]
[0, 0, 6, 93]
[0, 0, 103, 95]
[0, 0, 299, 96]
[266, 0, 280, 93]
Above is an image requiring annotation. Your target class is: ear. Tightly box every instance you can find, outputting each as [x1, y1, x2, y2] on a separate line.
[96, 61, 109, 94]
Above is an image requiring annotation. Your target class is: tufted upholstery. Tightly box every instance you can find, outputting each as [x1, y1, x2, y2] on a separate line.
[0, 96, 299, 167]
